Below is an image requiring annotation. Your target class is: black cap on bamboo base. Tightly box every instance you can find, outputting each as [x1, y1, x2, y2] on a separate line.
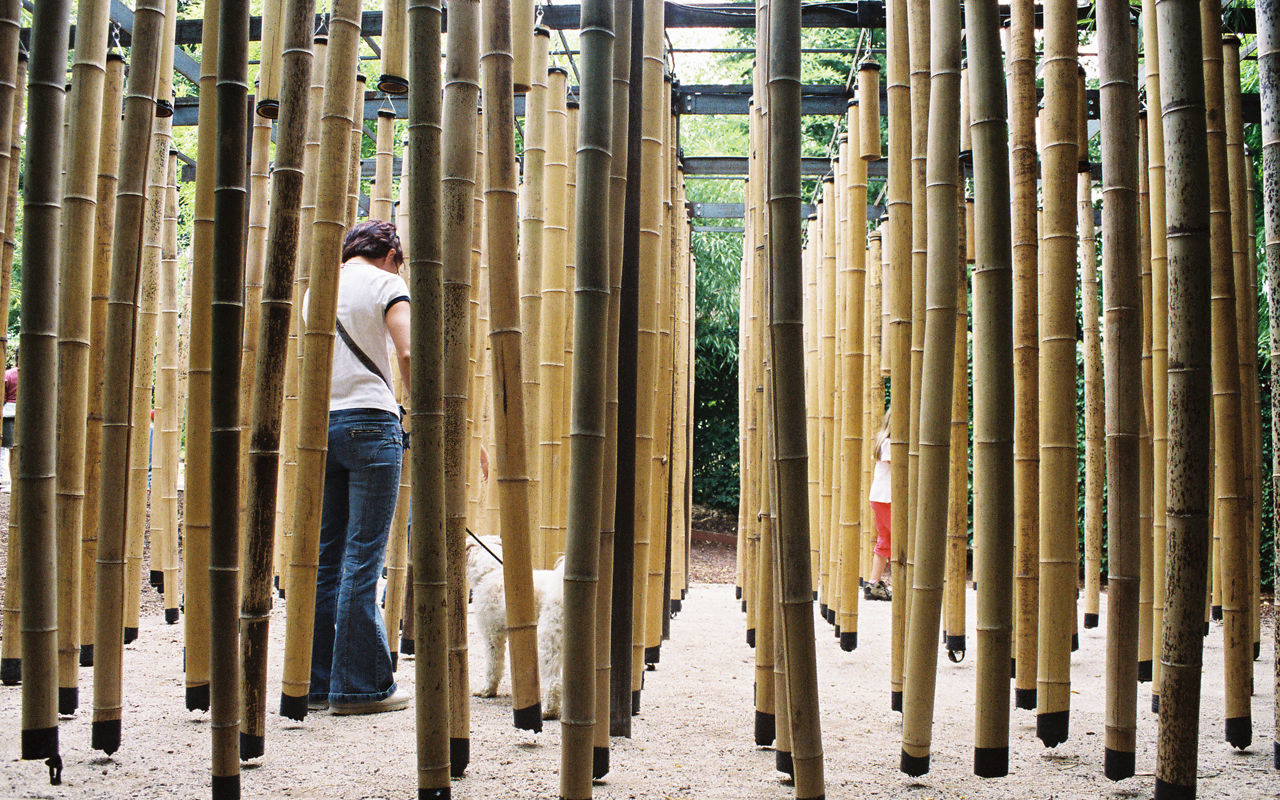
[1211, 605, 1222, 621]
[1083, 613, 1098, 629]
[79, 645, 93, 667]
[1015, 688, 1036, 709]
[819, 603, 828, 620]
[0, 657, 19, 684]
[22, 726, 57, 760]
[1010, 657, 1016, 678]
[240, 732, 264, 761]
[899, 749, 929, 776]
[278, 692, 307, 721]
[91, 719, 120, 754]
[450, 738, 469, 777]
[1036, 710, 1069, 747]
[746, 628, 756, 648]
[945, 634, 965, 654]
[400, 636, 415, 655]
[378, 75, 410, 94]
[1203, 622, 1210, 636]
[513, 703, 543, 732]
[775, 748, 793, 776]
[187, 683, 210, 711]
[256, 99, 280, 120]
[755, 710, 775, 745]
[813, 590, 818, 600]
[391, 652, 399, 672]
[1273, 740, 1278, 769]
[736, 585, 742, 600]
[1154, 777, 1196, 799]
[155, 98, 174, 119]
[1137, 660, 1152, 682]
[840, 631, 856, 651]
[211, 774, 239, 800]
[741, 600, 747, 613]
[124, 627, 138, 645]
[165, 608, 180, 624]
[644, 645, 661, 665]
[150, 569, 164, 589]
[891, 690, 901, 712]
[670, 598, 681, 614]
[1151, 694, 1160, 714]
[973, 746, 1008, 778]
[592, 746, 609, 779]
[419, 789, 450, 799]
[632, 690, 642, 715]
[1070, 633, 1078, 652]
[58, 687, 77, 716]
[1225, 716, 1252, 749]
[1104, 747, 1135, 780]
[1254, 640, 1261, 660]
[834, 625, 841, 638]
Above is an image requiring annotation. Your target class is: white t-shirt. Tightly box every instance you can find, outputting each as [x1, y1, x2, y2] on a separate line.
[305, 260, 410, 416]
[868, 436, 891, 503]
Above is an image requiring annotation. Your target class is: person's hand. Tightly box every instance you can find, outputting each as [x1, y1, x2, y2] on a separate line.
[480, 446, 490, 482]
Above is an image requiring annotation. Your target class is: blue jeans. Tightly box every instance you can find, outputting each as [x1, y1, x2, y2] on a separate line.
[310, 408, 404, 704]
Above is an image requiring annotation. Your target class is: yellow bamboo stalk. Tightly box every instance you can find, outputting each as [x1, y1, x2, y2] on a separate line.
[1137, 111, 1155, 685]
[1080, 170, 1103, 630]
[379, 0, 408, 93]
[157, 155, 180, 627]
[943, 194, 968, 659]
[256, 0, 284, 114]
[540, 67, 569, 569]
[0, 50, 20, 688]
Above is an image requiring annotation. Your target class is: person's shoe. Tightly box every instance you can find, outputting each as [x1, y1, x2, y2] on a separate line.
[307, 697, 329, 712]
[869, 581, 892, 601]
[330, 688, 411, 716]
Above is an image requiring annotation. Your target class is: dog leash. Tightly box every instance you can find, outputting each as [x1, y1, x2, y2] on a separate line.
[467, 528, 503, 565]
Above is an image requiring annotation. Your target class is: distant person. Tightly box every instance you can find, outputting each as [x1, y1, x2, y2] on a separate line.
[865, 410, 891, 601]
[2, 359, 16, 493]
[307, 220, 412, 715]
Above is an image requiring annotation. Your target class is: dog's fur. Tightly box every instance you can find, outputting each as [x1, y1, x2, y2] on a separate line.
[466, 535, 564, 720]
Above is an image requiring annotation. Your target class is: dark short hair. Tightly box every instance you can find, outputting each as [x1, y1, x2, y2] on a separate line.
[342, 220, 403, 266]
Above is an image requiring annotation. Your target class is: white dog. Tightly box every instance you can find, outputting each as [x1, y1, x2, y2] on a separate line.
[466, 535, 565, 720]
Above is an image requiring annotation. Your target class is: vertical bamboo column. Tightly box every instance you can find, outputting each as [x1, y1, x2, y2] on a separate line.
[1257, 0, 1280, 770]
[379, 0, 408, 93]
[540, 67, 570, 569]
[372, 110, 396, 221]
[1137, 111, 1155, 684]
[482, 0, 544, 728]
[442, 0, 480, 773]
[943, 194, 968, 658]
[885, 0, 912, 711]
[1098, 0, 1141, 777]
[278, 0, 365, 721]
[559, 0, 613, 788]
[1080, 167, 1103, 631]
[0, 49, 18, 689]
[91, 0, 165, 754]
[1200, 0, 1251, 751]
[156, 156, 180, 626]
[238, 0, 315, 760]
[967, 0, 1015, 775]
[80, 51, 124, 671]
[1008, 0, 1040, 713]
[817, 174, 837, 625]
[17, 0, 71, 767]
[346, 73, 367, 227]
[1143, 0, 1171, 714]
[183, 0, 221, 713]
[899, 0, 960, 773]
[52, 0, 111, 716]
[1153, 0, 1213, 791]
[512, 0, 534, 93]
[255, 0, 284, 115]
[766, 0, 825, 791]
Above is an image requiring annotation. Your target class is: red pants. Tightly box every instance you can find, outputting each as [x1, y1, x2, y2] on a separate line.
[870, 501, 891, 560]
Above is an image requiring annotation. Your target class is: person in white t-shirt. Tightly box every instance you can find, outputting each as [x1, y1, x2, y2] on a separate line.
[865, 411, 892, 601]
[308, 220, 413, 716]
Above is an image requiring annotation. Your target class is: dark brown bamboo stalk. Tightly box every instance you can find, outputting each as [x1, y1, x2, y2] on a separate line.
[91, 0, 165, 755]
[442, 0, 480, 774]
[1152, 0, 1214, 791]
[18, 0, 71, 768]
[1098, 0, 1141, 776]
[238, 0, 316, 762]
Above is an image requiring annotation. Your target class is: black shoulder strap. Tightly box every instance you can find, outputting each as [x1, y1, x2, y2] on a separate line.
[335, 316, 393, 392]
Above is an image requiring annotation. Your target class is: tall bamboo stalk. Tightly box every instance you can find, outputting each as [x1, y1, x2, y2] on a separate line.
[899, 0, 960, 773]
[1137, 110, 1156, 685]
[278, 0, 365, 721]
[1080, 168, 1103, 631]
[156, 155, 180, 626]
[967, 0, 1014, 775]
[943, 197, 968, 658]
[239, 0, 315, 760]
[52, 0, 111, 716]
[442, 0, 481, 773]
[255, 0, 284, 115]
[1199, 0, 1251, 750]
[18, 0, 72, 766]
[1152, 0, 1212, 791]
[91, 0, 166, 754]
[0, 42, 21, 687]
[1098, 0, 1141, 776]
[1008, 0, 1040, 713]
[379, 0, 408, 93]
[512, 0, 534, 92]
[482, 0, 544, 728]
[371, 110, 396, 221]
[540, 67, 570, 569]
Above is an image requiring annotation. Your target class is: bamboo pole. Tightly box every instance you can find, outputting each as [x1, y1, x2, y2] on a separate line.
[1153, 0, 1214, 791]
[1138, 110, 1155, 685]
[1008, 0, 1040, 713]
[1143, 0, 1172, 713]
[559, 0, 613, 787]
[899, 0, 960, 772]
[183, 0, 221, 714]
[238, 0, 315, 760]
[379, 0, 408, 93]
[156, 155, 180, 626]
[0, 1, 18, 388]
[255, 0, 283, 115]
[372, 110, 396, 221]
[442, 0, 481, 772]
[91, 0, 166, 754]
[943, 195, 968, 659]
[817, 173, 837, 624]
[967, 0, 1015, 775]
[1200, 0, 1252, 750]
[1258, 0, 1280, 771]
[346, 73, 367, 226]
[278, 0, 365, 721]
[540, 67, 569, 569]
[512, 0, 534, 92]
[482, 0, 544, 728]
[52, 0, 111, 716]
[1080, 168, 1103, 631]
[1098, 0, 1142, 776]
[0, 45, 23, 688]
[18, 0, 72, 767]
